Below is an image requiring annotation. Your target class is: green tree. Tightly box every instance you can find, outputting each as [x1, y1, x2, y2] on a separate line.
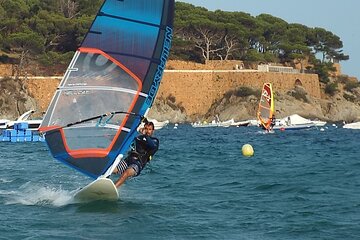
[28, 10, 74, 52]
[7, 29, 45, 77]
[310, 27, 349, 63]
[0, 0, 351, 79]
[77, 0, 103, 16]
[256, 14, 287, 54]
[243, 49, 265, 62]
[1, 0, 30, 19]
[311, 61, 336, 84]
[279, 43, 310, 71]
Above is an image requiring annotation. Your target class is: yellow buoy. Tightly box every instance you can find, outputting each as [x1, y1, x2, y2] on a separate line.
[242, 144, 254, 157]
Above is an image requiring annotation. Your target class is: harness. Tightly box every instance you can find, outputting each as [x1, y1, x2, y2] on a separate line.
[129, 135, 159, 168]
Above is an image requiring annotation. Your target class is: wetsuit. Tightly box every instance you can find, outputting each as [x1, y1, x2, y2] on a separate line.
[270, 117, 276, 128]
[117, 134, 159, 176]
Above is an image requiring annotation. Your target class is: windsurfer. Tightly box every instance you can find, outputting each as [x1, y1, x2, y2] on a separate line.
[112, 121, 159, 188]
[270, 114, 276, 130]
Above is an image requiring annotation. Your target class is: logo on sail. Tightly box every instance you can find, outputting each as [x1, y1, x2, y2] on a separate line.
[146, 26, 173, 106]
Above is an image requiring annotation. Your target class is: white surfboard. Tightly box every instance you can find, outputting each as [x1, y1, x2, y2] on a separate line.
[74, 178, 119, 202]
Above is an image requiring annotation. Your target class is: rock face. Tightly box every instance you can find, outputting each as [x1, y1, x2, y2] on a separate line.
[159, 65, 321, 117]
[194, 84, 360, 123]
[1, 60, 360, 123]
[0, 77, 38, 119]
[147, 97, 188, 123]
[2, 78, 360, 123]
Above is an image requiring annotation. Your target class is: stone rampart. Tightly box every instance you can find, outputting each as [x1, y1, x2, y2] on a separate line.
[158, 68, 320, 115]
[22, 60, 320, 116]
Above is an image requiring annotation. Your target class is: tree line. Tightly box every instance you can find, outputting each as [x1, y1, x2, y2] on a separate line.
[0, 0, 349, 83]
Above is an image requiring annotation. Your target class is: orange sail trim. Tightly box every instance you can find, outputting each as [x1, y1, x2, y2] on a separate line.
[59, 47, 143, 159]
[39, 125, 61, 132]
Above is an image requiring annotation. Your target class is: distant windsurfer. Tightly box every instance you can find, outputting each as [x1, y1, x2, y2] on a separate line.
[112, 121, 159, 188]
[260, 115, 276, 132]
[270, 114, 276, 131]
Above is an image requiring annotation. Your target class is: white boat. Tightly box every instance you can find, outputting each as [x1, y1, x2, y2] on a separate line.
[191, 119, 220, 128]
[191, 117, 233, 128]
[0, 119, 10, 130]
[218, 119, 233, 127]
[273, 114, 315, 130]
[147, 119, 169, 130]
[230, 120, 250, 127]
[248, 119, 260, 126]
[273, 122, 315, 130]
[4, 110, 42, 131]
[311, 120, 327, 127]
[343, 122, 360, 129]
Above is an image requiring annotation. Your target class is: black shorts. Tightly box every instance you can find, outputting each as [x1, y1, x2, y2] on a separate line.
[125, 156, 143, 176]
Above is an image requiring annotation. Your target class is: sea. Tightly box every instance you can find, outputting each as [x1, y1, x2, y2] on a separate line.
[0, 124, 359, 240]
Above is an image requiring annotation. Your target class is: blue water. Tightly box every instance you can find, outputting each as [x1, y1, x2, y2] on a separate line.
[0, 125, 359, 239]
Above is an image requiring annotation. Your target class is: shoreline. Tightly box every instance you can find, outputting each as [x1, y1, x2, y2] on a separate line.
[1, 60, 360, 123]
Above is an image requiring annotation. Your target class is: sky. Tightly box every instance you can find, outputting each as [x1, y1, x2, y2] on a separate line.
[177, 0, 360, 80]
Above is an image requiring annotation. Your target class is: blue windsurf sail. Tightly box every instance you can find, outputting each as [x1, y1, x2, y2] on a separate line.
[39, 0, 174, 179]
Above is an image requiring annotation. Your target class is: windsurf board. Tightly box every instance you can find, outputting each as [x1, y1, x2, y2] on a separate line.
[74, 178, 119, 202]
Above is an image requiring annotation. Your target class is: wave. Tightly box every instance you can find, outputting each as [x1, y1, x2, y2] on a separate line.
[0, 178, 13, 184]
[3, 181, 75, 207]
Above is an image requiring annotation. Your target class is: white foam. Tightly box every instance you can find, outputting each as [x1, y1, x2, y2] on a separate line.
[4, 182, 75, 207]
[0, 178, 13, 183]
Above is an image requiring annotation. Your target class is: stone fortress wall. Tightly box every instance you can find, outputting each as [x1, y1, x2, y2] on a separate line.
[158, 60, 320, 115]
[0, 60, 321, 116]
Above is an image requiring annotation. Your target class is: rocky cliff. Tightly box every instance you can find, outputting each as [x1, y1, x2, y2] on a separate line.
[1, 61, 360, 123]
[0, 77, 38, 119]
[151, 61, 360, 123]
[202, 85, 360, 123]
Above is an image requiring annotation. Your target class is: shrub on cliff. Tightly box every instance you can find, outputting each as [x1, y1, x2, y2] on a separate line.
[344, 81, 360, 93]
[325, 82, 338, 96]
[0, 54, 10, 64]
[226, 86, 260, 98]
[288, 86, 309, 103]
[343, 93, 356, 102]
[337, 75, 350, 84]
[163, 94, 185, 112]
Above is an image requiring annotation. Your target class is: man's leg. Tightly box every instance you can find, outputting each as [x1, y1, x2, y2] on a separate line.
[114, 168, 136, 188]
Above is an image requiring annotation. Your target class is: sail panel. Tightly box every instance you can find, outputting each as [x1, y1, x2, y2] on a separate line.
[64, 51, 139, 89]
[111, 54, 151, 80]
[257, 83, 275, 130]
[101, 0, 164, 26]
[42, 51, 140, 129]
[83, 17, 159, 60]
[40, 0, 174, 179]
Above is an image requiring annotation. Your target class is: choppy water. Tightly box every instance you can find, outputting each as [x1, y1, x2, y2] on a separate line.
[0, 124, 359, 240]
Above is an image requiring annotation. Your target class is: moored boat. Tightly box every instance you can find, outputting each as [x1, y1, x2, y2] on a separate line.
[343, 121, 360, 129]
[273, 114, 315, 130]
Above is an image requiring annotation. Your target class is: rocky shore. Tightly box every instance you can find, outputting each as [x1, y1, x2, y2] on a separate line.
[148, 84, 360, 124]
[1, 62, 360, 123]
[1, 78, 360, 124]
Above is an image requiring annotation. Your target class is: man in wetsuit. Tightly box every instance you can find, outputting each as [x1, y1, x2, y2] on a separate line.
[113, 121, 159, 188]
[269, 114, 276, 131]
